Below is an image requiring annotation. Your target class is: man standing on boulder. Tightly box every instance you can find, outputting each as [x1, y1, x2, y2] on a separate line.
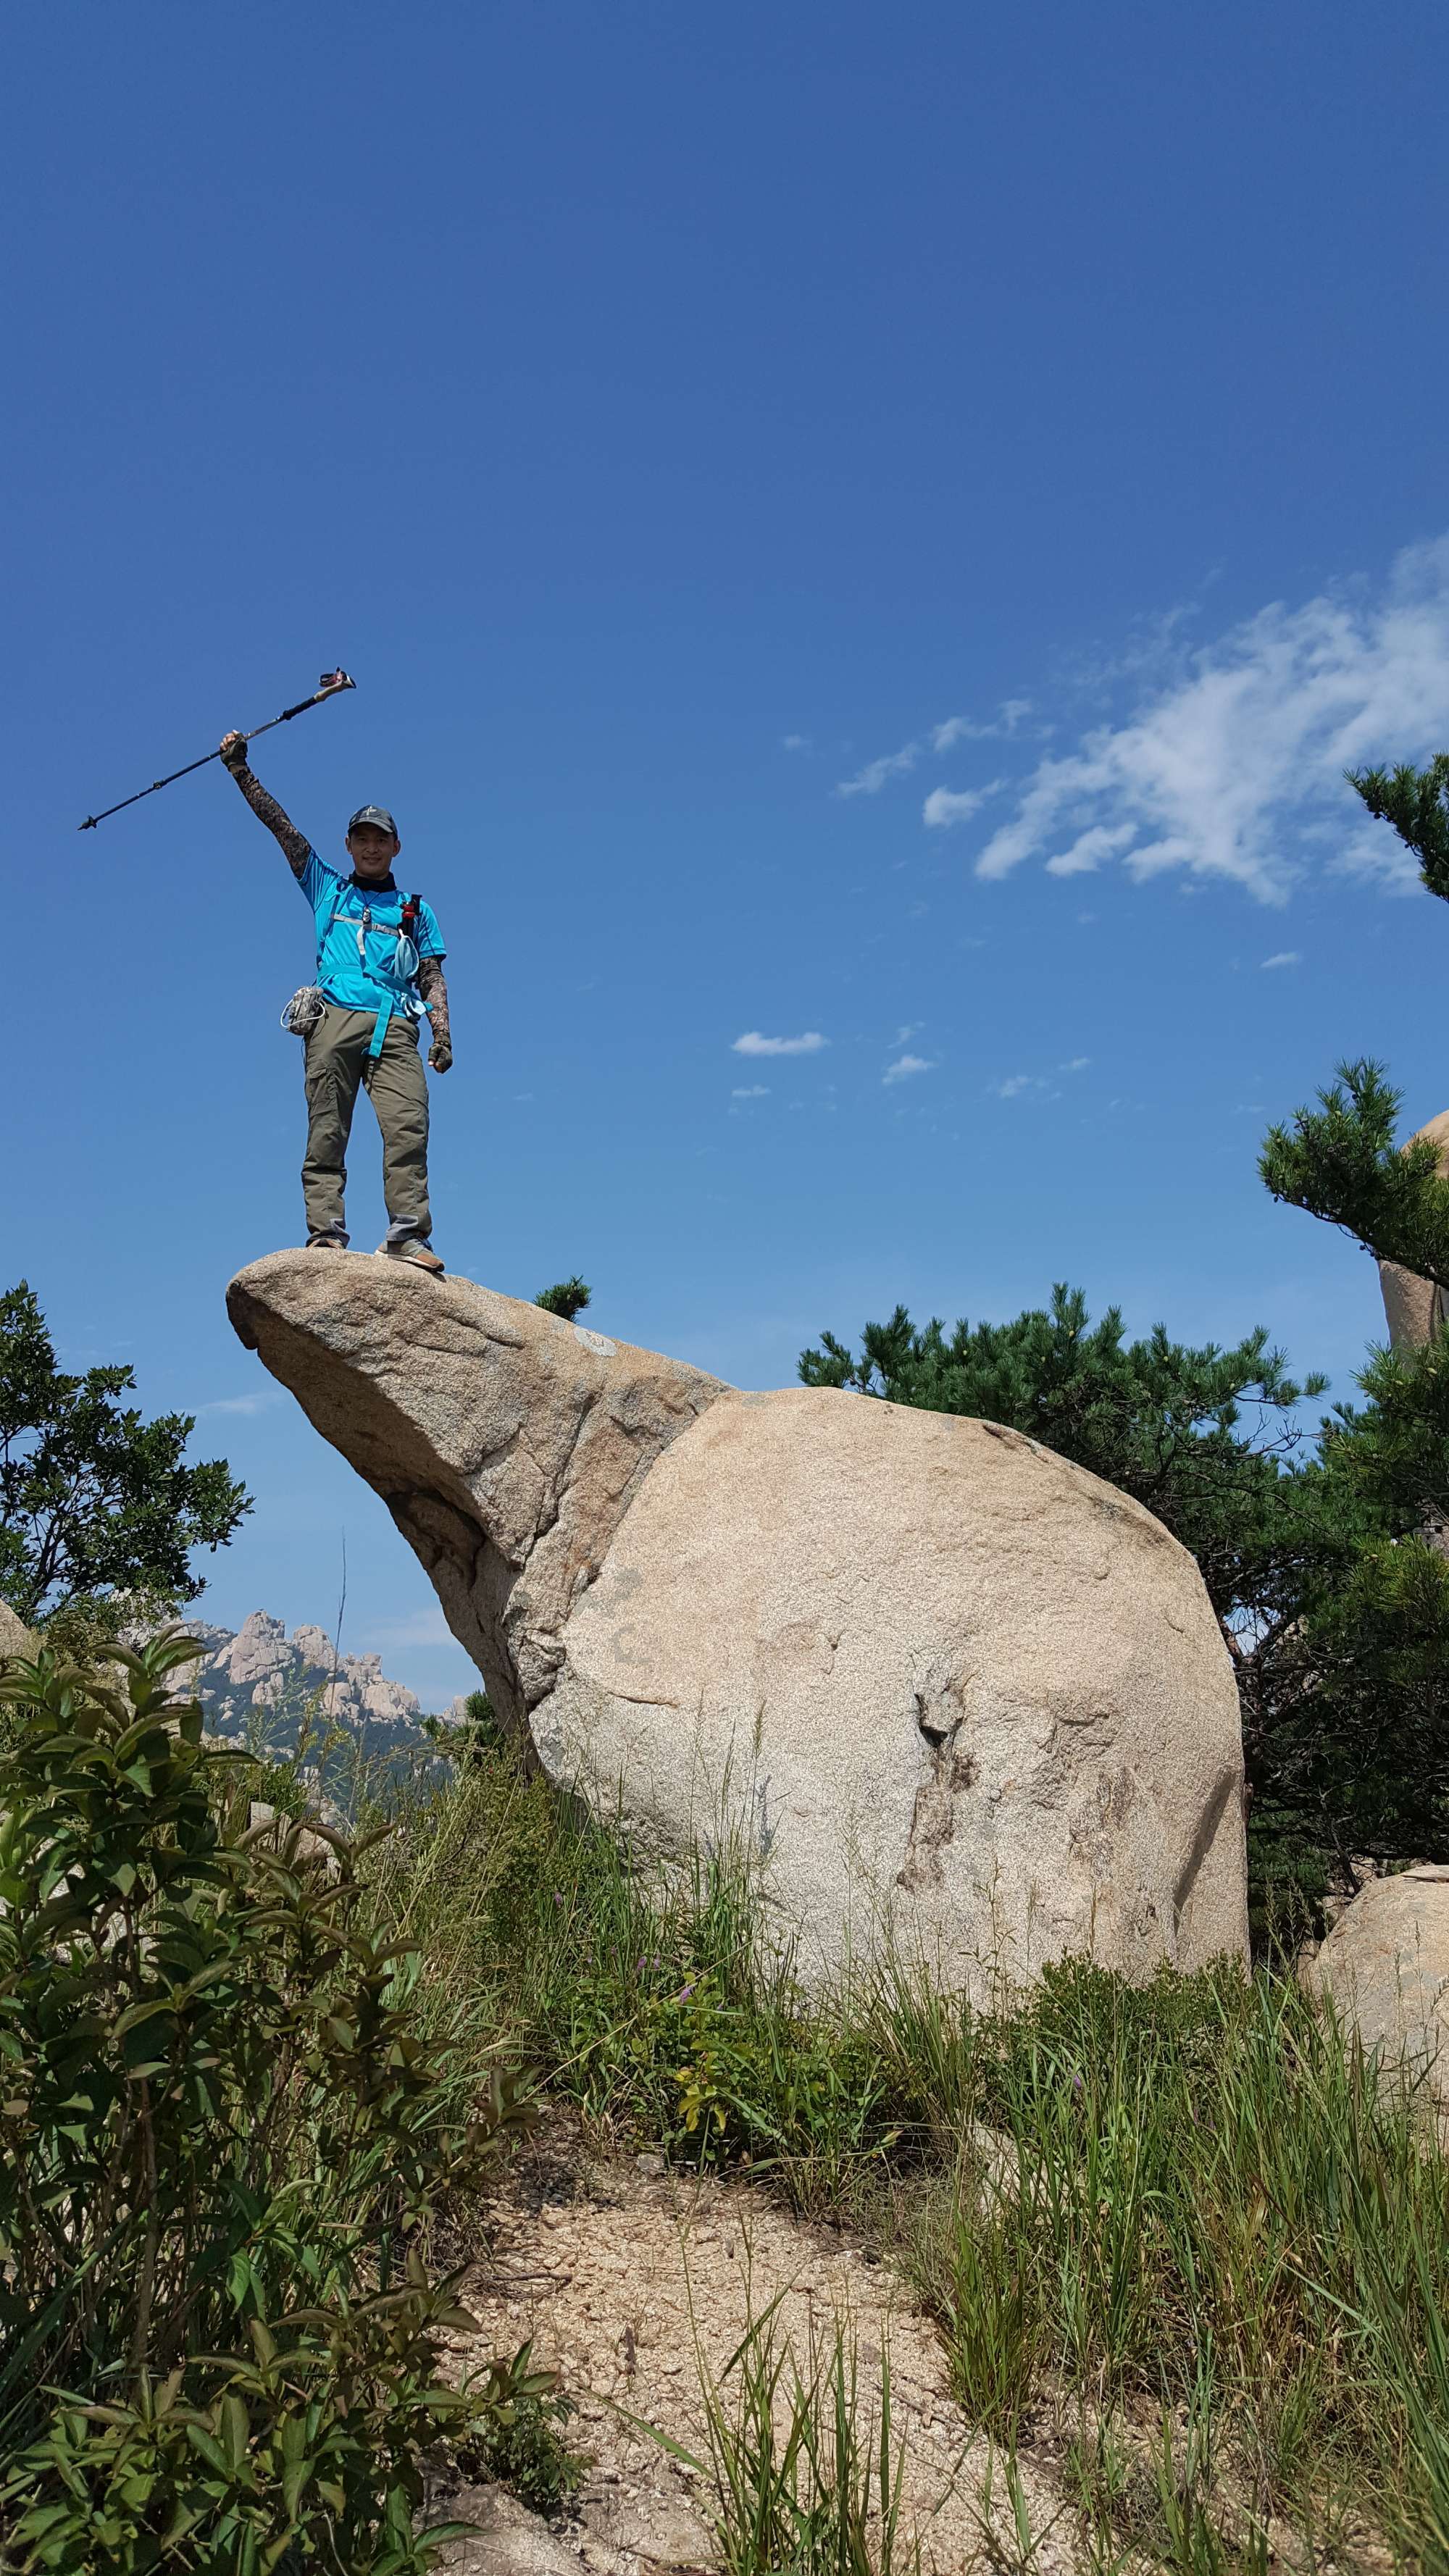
[219, 729, 451, 1274]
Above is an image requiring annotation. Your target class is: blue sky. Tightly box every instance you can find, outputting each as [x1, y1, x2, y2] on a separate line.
[9, 2, 1449, 1705]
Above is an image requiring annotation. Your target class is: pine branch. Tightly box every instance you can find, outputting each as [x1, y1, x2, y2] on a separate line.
[535, 1276, 592, 1323]
[1259, 1058, 1449, 1287]
[1348, 753, 1449, 902]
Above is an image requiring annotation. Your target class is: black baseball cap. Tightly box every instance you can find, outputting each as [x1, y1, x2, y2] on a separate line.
[348, 804, 398, 837]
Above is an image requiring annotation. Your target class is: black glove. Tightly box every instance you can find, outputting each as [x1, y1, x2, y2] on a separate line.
[220, 732, 249, 774]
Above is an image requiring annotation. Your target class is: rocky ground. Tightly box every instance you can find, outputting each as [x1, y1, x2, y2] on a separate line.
[430, 2122, 1082, 2576]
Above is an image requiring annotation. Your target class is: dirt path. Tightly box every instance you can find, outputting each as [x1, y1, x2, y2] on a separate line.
[435, 2125, 1082, 2576]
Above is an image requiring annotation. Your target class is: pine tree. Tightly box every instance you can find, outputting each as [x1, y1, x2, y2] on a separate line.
[1260, 1058, 1449, 1287]
[1241, 750, 1449, 1871]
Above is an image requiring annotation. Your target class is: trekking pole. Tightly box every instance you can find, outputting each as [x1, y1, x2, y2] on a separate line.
[77, 670, 357, 830]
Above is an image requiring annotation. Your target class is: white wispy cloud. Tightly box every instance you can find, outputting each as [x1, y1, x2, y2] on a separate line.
[782, 732, 811, 752]
[893, 1021, 923, 1045]
[883, 1053, 931, 1085]
[1028, 821, 1138, 873]
[1260, 950, 1301, 969]
[931, 698, 1032, 750]
[731, 1084, 770, 1097]
[200, 1391, 279, 1418]
[836, 701, 1029, 797]
[835, 744, 922, 798]
[988, 1058, 1089, 1101]
[732, 1029, 827, 1057]
[922, 781, 1001, 829]
[934, 538, 1449, 902]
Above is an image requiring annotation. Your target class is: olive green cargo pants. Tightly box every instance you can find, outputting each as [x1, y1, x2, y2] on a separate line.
[301, 1006, 430, 1245]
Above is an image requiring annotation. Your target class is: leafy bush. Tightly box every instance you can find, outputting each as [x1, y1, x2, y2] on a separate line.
[0, 1633, 538, 2573]
[0, 1280, 249, 1632]
[454, 2341, 585, 2515]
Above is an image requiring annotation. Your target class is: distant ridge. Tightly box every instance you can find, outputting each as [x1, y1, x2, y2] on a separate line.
[183, 1610, 465, 1766]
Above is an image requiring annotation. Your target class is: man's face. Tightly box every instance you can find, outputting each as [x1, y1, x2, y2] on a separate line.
[346, 824, 401, 885]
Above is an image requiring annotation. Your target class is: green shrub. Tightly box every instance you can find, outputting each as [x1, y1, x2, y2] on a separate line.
[455, 2341, 585, 2516]
[0, 1633, 538, 2574]
[533, 1278, 591, 1323]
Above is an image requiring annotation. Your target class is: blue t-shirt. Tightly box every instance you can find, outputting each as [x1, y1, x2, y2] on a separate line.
[299, 853, 445, 1017]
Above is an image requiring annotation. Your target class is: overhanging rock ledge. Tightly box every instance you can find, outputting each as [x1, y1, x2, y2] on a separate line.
[226, 1250, 728, 1735]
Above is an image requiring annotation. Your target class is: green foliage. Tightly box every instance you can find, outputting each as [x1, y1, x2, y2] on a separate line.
[455, 2341, 585, 2515]
[1348, 750, 1449, 903]
[934, 2186, 1046, 2441]
[534, 1277, 592, 1322]
[0, 1281, 251, 1628]
[388, 1726, 1449, 2559]
[370, 1749, 901, 2198]
[1254, 1047, 1449, 1857]
[874, 1957, 1449, 2562]
[1259, 1058, 1449, 1289]
[802, 1284, 1319, 1448]
[1250, 751, 1449, 1862]
[429, 1687, 509, 1763]
[1268, 1527, 1449, 1857]
[0, 1634, 538, 2573]
[1334, 1325, 1449, 1529]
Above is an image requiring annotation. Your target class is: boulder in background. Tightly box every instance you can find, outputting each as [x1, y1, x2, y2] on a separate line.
[1309, 1865, 1449, 2112]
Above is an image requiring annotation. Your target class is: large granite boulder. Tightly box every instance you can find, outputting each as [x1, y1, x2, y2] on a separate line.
[1309, 1865, 1449, 2110]
[227, 1252, 1249, 1994]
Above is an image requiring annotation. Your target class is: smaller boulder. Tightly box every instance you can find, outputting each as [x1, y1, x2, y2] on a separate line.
[1378, 1109, 1449, 1351]
[432, 2485, 581, 2576]
[0, 1602, 37, 1660]
[245, 1801, 340, 1877]
[1310, 1865, 1449, 2109]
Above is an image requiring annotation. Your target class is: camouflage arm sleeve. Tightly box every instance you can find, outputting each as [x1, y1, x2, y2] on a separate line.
[225, 759, 314, 879]
[417, 955, 451, 1058]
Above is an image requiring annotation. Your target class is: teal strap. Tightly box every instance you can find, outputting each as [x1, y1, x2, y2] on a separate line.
[368, 995, 393, 1059]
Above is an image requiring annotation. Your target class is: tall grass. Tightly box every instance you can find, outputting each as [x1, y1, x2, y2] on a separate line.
[686, 2303, 916, 2576]
[358, 1721, 1449, 2567]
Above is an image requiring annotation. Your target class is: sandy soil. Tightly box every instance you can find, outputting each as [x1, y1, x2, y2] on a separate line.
[433, 2122, 1082, 2576]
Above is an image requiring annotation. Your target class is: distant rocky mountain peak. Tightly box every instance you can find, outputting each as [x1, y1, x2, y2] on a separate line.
[183, 1610, 465, 1760]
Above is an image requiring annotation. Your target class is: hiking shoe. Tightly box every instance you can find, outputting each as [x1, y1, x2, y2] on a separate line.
[307, 1231, 349, 1250]
[377, 1236, 446, 1275]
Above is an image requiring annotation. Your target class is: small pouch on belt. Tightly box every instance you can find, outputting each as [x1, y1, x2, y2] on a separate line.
[281, 986, 327, 1037]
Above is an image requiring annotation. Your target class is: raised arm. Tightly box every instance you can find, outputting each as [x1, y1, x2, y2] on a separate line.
[417, 955, 453, 1072]
[219, 732, 313, 879]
